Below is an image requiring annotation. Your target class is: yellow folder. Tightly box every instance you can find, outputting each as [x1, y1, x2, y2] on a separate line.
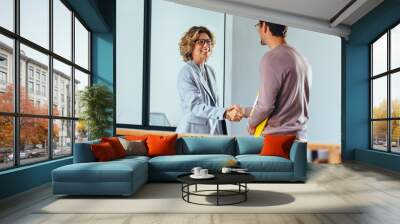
[254, 118, 268, 137]
[252, 92, 268, 137]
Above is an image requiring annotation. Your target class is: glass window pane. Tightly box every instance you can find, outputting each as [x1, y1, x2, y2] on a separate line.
[74, 69, 89, 118]
[0, 116, 14, 170]
[75, 120, 88, 143]
[372, 77, 387, 119]
[392, 24, 400, 70]
[150, 0, 225, 127]
[20, 0, 49, 49]
[20, 117, 49, 165]
[391, 72, 400, 118]
[0, 34, 14, 113]
[53, 59, 72, 117]
[53, 119, 72, 157]
[372, 33, 387, 76]
[372, 121, 388, 151]
[20, 44, 49, 115]
[53, 0, 72, 60]
[74, 18, 89, 70]
[116, 0, 143, 125]
[0, 0, 14, 31]
[392, 120, 400, 153]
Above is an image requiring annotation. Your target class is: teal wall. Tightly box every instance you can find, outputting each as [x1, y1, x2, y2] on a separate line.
[91, 0, 115, 136]
[344, 0, 400, 171]
[0, 0, 115, 200]
[92, 33, 114, 89]
[91, 32, 114, 136]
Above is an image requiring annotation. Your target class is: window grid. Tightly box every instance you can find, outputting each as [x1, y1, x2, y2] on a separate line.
[115, 0, 227, 132]
[0, 0, 91, 171]
[370, 22, 400, 154]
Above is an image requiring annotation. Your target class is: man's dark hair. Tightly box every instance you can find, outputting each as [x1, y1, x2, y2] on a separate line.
[260, 21, 287, 37]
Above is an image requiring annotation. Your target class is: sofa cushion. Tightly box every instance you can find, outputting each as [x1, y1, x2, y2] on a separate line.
[260, 135, 296, 159]
[148, 154, 235, 172]
[101, 137, 127, 158]
[147, 134, 177, 157]
[236, 155, 293, 172]
[119, 137, 147, 156]
[235, 137, 263, 155]
[177, 137, 236, 155]
[91, 142, 118, 161]
[53, 159, 147, 183]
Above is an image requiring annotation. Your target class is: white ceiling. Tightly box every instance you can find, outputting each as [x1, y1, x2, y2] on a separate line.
[226, 0, 352, 22]
[166, 0, 384, 37]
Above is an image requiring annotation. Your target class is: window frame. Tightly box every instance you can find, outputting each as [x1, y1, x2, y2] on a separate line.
[370, 20, 400, 154]
[115, 0, 227, 132]
[0, 0, 92, 171]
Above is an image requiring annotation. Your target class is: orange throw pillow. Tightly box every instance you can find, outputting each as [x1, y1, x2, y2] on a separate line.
[146, 134, 177, 157]
[101, 137, 127, 158]
[91, 142, 117, 161]
[260, 135, 296, 159]
[125, 135, 148, 141]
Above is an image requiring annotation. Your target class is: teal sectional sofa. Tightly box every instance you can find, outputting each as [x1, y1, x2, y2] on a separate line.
[52, 136, 307, 196]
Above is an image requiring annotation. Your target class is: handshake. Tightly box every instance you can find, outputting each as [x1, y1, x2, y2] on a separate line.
[224, 105, 246, 122]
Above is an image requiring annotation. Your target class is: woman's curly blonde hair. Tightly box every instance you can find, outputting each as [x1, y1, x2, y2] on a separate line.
[179, 26, 215, 62]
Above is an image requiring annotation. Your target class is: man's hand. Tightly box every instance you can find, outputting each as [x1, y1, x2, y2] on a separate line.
[248, 126, 255, 135]
[224, 105, 244, 121]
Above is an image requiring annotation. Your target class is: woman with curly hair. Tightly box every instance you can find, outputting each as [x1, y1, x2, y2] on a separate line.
[176, 26, 240, 135]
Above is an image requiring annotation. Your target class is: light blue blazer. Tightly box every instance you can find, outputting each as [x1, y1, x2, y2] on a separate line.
[176, 61, 225, 135]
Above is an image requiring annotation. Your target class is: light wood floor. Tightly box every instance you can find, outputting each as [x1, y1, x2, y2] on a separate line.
[1, 162, 400, 224]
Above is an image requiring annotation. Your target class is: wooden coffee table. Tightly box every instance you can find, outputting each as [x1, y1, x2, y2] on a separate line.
[177, 172, 255, 206]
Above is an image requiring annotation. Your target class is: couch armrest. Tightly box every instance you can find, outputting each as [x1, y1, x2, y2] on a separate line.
[73, 140, 100, 163]
[289, 140, 307, 181]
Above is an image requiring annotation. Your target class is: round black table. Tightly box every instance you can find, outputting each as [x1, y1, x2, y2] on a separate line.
[177, 173, 255, 206]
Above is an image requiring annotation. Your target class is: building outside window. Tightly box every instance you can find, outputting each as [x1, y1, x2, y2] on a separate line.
[0, 54, 7, 67]
[41, 85, 46, 97]
[0, 71, 6, 79]
[35, 83, 40, 95]
[28, 67, 34, 80]
[35, 70, 40, 81]
[28, 81, 34, 94]
[0, 0, 91, 170]
[0, 71, 6, 84]
[0, 54, 7, 89]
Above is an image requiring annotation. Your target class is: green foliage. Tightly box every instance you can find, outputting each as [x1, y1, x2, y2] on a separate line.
[79, 84, 113, 140]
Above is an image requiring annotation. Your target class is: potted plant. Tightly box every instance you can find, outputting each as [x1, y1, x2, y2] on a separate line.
[79, 84, 113, 140]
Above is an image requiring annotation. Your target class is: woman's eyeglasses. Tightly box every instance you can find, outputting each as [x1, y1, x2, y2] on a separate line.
[195, 39, 212, 46]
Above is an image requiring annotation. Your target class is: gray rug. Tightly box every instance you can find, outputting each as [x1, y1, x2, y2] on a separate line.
[38, 183, 361, 214]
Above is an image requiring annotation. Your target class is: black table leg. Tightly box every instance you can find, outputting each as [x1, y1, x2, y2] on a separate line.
[245, 183, 247, 201]
[181, 183, 183, 199]
[187, 184, 190, 202]
[217, 184, 219, 206]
